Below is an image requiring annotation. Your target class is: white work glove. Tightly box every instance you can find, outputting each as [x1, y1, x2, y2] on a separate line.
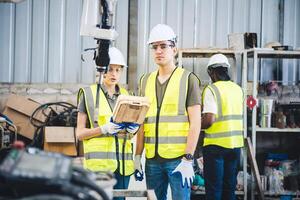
[171, 159, 195, 188]
[134, 155, 144, 181]
[125, 123, 140, 134]
[100, 121, 124, 135]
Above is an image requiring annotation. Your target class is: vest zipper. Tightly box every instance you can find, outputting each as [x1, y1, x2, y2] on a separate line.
[155, 106, 161, 156]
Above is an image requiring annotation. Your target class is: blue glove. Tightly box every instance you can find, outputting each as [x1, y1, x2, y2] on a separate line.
[171, 159, 195, 188]
[134, 155, 144, 181]
[100, 118, 125, 135]
[134, 169, 144, 181]
[124, 122, 140, 134]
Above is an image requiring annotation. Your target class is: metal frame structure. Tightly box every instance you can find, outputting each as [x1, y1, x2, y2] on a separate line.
[113, 189, 157, 200]
[242, 48, 300, 199]
[177, 48, 240, 82]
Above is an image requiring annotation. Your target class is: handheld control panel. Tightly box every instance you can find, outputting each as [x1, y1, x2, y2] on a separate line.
[0, 148, 72, 184]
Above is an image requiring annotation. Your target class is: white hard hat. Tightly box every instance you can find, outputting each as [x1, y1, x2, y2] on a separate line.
[147, 24, 177, 44]
[109, 47, 127, 67]
[207, 54, 230, 69]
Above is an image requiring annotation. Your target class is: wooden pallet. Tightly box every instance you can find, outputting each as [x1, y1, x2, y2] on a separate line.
[113, 189, 157, 200]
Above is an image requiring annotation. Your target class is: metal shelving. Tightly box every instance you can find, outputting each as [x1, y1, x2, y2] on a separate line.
[178, 48, 300, 200]
[242, 48, 300, 152]
[242, 48, 300, 200]
[177, 48, 247, 200]
[256, 127, 300, 133]
[177, 48, 241, 82]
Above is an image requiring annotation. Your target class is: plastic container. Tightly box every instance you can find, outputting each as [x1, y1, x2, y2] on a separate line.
[280, 195, 292, 200]
[260, 99, 274, 115]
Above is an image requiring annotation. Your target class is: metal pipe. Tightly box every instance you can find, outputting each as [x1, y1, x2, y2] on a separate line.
[242, 51, 248, 200]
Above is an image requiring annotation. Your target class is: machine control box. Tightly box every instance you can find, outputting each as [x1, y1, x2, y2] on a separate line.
[0, 148, 72, 184]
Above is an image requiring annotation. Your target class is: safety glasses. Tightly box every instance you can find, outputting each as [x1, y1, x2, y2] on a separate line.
[150, 43, 174, 51]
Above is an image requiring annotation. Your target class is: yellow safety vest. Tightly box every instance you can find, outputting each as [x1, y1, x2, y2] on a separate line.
[77, 84, 134, 175]
[140, 67, 191, 159]
[202, 81, 244, 148]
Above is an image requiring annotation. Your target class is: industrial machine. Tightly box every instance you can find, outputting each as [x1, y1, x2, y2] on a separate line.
[0, 116, 17, 150]
[0, 147, 111, 200]
[80, 0, 119, 123]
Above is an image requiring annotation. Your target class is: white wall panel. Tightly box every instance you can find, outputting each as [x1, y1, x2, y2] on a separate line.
[0, 3, 15, 82]
[31, 0, 48, 82]
[136, 0, 300, 88]
[136, 0, 150, 81]
[114, 0, 129, 84]
[47, 0, 65, 83]
[0, 0, 129, 84]
[64, 0, 82, 83]
[0, 0, 299, 86]
[281, 0, 300, 85]
[14, 0, 32, 82]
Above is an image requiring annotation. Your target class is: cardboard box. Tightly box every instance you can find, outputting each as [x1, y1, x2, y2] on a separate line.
[44, 126, 79, 156]
[3, 94, 51, 139]
[228, 32, 257, 50]
[112, 95, 150, 124]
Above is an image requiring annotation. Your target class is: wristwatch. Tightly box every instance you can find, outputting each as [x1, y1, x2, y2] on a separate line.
[183, 153, 194, 160]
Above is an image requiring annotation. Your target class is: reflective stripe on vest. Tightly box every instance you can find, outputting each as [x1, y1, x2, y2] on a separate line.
[144, 136, 187, 144]
[78, 85, 134, 175]
[145, 115, 189, 123]
[85, 151, 133, 160]
[141, 67, 190, 159]
[203, 81, 244, 148]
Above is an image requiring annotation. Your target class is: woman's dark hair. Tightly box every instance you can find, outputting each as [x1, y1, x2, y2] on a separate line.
[208, 66, 230, 81]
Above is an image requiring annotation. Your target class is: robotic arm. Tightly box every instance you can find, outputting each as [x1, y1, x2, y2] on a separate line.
[80, 0, 118, 73]
[80, 0, 119, 123]
[80, 0, 118, 40]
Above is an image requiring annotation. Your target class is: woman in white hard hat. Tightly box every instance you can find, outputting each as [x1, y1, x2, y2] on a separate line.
[135, 24, 202, 200]
[76, 47, 139, 200]
[201, 54, 244, 200]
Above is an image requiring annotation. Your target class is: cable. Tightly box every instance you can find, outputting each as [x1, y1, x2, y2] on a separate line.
[29, 102, 78, 148]
[122, 137, 126, 189]
[30, 102, 77, 128]
[59, 182, 97, 200]
[70, 168, 110, 200]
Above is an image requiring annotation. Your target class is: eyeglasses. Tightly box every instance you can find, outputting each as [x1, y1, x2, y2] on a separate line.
[150, 43, 174, 51]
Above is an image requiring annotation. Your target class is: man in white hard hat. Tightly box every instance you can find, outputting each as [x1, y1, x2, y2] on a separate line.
[201, 54, 244, 200]
[76, 47, 139, 200]
[135, 24, 201, 200]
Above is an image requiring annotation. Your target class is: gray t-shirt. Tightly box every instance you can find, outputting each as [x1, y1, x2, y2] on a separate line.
[78, 84, 121, 114]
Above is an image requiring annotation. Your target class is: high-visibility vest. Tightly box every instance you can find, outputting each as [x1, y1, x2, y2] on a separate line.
[202, 81, 244, 148]
[77, 84, 134, 175]
[140, 67, 191, 159]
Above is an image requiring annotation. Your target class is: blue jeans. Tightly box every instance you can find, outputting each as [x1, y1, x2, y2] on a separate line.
[145, 159, 191, 200]
[203, 145, 241, 200]
[113, 171, 130, 200]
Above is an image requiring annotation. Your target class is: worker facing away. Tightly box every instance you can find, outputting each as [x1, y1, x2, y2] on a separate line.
[76, 47, 140, 200]
[201, 54, 244, 200]
[135, 24, 202, 200]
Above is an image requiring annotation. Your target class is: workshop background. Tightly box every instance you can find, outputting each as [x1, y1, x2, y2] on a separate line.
[0, 0, 299, 89]
[0, 0, 300, 199]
